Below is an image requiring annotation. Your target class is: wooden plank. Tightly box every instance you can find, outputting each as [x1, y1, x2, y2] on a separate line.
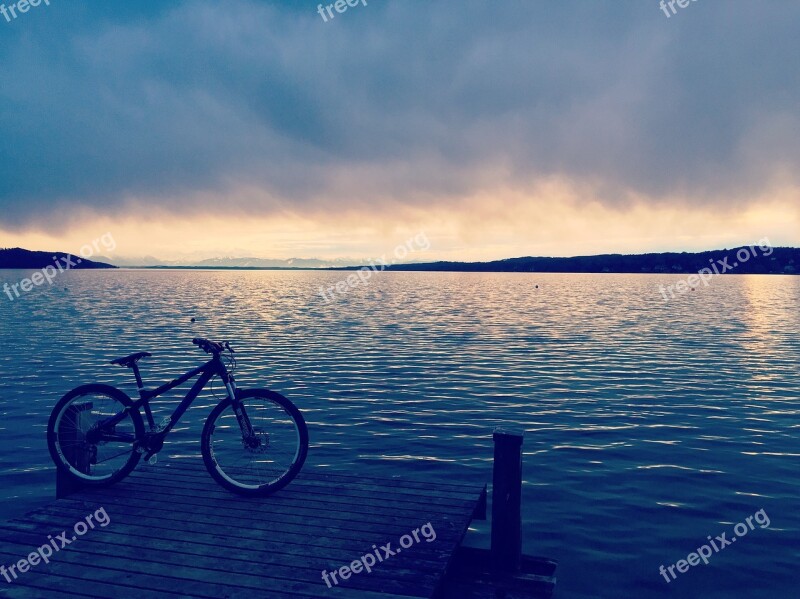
[159, 461, 487, 498]
[138, 466, 487, 520]
[0, 541, 428, 599]
[0, 521, 442, 582]
[134, 465, 481, 510]
[114, 475, 476, 522]
[0, 563, 198, 599]
[162, 460, 486, 493]
[0, 539, 430, 598]
[0, 523, 442, 583]
[4, 528, 435, 592]
[472, 485, 488, 521]
[131, 470, 482, 507]
[66, 491, 458, 541]
[14, 502, 462, 564]
[6, 507, 455, 568]
[68, 480, 473, 539]
[149, 468, 483, 506]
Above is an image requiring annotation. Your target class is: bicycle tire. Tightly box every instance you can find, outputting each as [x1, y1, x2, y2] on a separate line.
[201, 388, 308, 496]
[47, 384, 145, 487]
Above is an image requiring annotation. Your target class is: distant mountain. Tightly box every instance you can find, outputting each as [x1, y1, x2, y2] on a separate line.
[92, 254, 164, 267]
[0, 248, 116, 269]
[384, 247, 799, 275]
[94, 255, 363, 268]
[193, 257, 360, 269]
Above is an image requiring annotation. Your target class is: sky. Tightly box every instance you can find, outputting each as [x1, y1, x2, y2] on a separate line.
[0, 0, 798, 263]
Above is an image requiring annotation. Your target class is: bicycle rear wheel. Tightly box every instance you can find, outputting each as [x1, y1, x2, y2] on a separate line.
[201, 389, 308, 496]
[47, 384, 144, 486]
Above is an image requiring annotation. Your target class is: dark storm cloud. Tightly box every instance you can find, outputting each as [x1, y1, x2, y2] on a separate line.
[0, 0, 798, 228]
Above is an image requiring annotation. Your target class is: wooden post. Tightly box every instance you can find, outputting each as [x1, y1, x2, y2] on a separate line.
[56, 403, 92, 499]
[491, 427, 524, 572]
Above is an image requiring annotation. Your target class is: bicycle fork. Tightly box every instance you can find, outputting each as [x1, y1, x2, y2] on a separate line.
[227, 378, 256, 440]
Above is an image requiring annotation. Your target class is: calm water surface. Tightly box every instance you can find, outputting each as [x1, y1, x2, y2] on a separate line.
[0, 270, 798, 598]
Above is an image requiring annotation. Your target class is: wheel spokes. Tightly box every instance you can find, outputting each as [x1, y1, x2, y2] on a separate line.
[55, 393, 138, 480]
[207, 397, 302, 490]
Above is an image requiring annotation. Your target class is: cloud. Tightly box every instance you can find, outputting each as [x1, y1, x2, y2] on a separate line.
[0, 0, 798, 231]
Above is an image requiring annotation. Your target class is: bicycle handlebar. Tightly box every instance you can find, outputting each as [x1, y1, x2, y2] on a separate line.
[192, 338, 232, 355]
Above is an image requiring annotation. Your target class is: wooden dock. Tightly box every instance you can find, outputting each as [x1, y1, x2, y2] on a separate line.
[0, 431, 556, 598]
[0, 459, 488, 598]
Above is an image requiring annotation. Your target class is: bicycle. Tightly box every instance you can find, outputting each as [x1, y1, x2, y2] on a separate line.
[47, 338, 309, 496]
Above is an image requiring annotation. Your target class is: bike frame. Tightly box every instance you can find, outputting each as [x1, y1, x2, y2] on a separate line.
[101, 353, 251, 438]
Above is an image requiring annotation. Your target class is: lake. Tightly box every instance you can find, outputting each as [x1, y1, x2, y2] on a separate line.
[0, 269, 797, 598]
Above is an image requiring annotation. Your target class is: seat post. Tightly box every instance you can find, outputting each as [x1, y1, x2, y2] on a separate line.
[130, 362, 155, 429]
[131, 363, 145, 395]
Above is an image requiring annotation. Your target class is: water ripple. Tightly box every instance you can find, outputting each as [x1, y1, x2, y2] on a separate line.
[0, 270, 798, 597]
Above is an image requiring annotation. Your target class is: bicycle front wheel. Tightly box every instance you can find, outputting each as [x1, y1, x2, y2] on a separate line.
[201, 389, 308, 496]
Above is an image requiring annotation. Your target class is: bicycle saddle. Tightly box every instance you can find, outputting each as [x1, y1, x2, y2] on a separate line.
[110, 352, 152, 368]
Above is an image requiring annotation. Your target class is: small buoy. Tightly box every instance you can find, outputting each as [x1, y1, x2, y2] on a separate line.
[191, 317, 196, 323]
